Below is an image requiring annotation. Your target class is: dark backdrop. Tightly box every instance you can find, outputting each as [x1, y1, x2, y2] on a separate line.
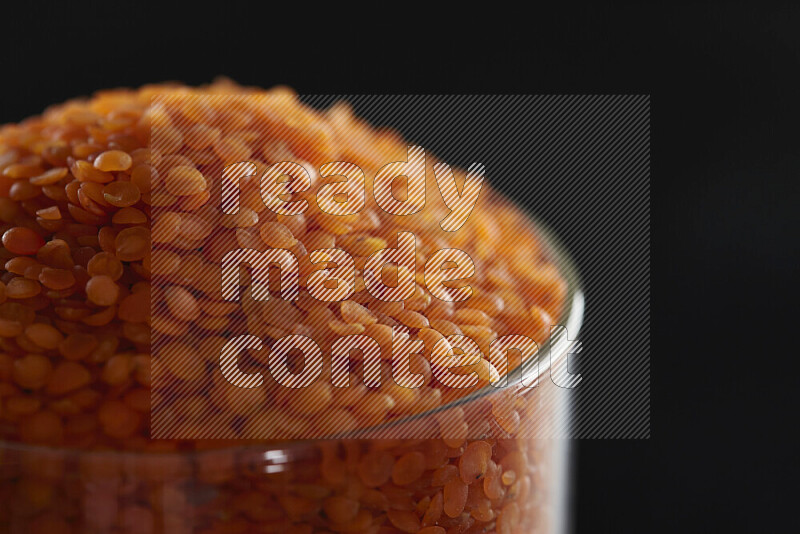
[2, 3, 797, 532]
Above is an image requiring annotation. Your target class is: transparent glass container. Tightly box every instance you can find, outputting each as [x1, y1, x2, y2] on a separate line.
[0, 224, 582, 534]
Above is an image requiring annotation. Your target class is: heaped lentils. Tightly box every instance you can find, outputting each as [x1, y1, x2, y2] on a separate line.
[0, 81, 568, 533]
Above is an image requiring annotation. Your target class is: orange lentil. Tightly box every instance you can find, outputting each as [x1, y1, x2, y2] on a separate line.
[45, 361, 91, 395]
[431, 464, 458, 486]
[4, 162, 44, 179]
[24, 323, 64, 350]
[40, 145, 70, 166]
[71, 160, 114, 184]
[0, 81, 568, 534]
[93, 150, 133, 172]
[6, 256, 38, 275]
[391, 451, 427, 486]
[130, 164, 154, 193]
[453, 308, 492, 327]
[114, 226, 149, 261]
[36, 239, 73, 269]
[165, 165, 207, 196]
[184, 124, 221, 150]
[340, 300, 377, 326]
[459, 441, 492, 483]
[35, 206, 62, 220]
[483, 462, 505, 500]
[9, 181, 41, 201]
[111, 206, 148, 225]
[85, 275, 120, 306]
[39, 267, 76, 290]
[5, 277, 41, 298]
[58, 333, 98, 361]
[3, 227, 45, 255]
[98, 399, 141, 439]
[357, 450, 394, 488]
[87, 252, 124, 280]
[103, 181, 141, 207]
[213, 135, 252, 162]
[102, 354, 132, 385]
[29, 167, 69, 186]
[395, 309, 430, 329]
[12, 353, 53, 390]
[82, 305, 117, 326]
[422, 492, 444, 527]
[164, 286, 201, 321]
[179, 189, 210, 211]
[98, 226, 117, 252]
[338, 235, 388, 257]
[259, 221, 297, 248]
[151, 211, 182, 243]
[443, 477, 469, 518]
[177, 212, 214, 240]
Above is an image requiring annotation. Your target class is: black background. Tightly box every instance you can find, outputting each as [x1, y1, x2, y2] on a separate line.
[2, 3, 798, 532]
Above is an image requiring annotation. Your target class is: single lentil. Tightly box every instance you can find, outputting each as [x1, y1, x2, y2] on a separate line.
[0, 81, 568, 534]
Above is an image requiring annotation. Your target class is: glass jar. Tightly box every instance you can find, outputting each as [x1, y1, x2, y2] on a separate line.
[0, 235, 581, 534]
